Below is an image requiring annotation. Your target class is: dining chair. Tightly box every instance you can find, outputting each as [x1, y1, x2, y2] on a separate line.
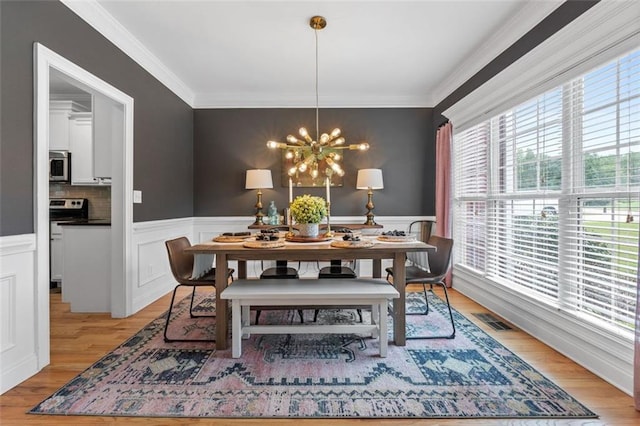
[314, 259, 363, 322]
[404, 220, 435, 314]
[164, 236, 234, 342]
[256, 226, 304, 323]
[385, 235, 456, 339]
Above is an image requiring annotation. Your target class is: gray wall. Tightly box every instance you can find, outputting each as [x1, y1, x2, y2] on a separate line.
[0, 0, 598, 237]
[0, 0, 194, 236]
[194, 108, 434, 217]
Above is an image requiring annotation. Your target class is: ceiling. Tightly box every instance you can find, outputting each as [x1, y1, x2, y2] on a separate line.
[63, 0, 563, 108]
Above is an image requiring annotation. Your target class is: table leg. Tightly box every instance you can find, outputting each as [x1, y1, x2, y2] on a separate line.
[215, 253, 229, 349]
[238, 260, 247, 279]
[372, 259, 382, 278]
[392, 252, 406, 346]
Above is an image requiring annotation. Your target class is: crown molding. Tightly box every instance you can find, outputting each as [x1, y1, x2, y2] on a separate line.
[60, 0, 195, 107]
[193, 93, 434, 109]
[431, 0, 564, 107]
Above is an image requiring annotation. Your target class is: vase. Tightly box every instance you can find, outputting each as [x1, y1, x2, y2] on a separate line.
[297, 223, 319, 238]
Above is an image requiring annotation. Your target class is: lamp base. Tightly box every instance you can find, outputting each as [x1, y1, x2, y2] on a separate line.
[363, 212, 377, 226]
[253, 214, 265, 226]
[363, 189, 376, 226]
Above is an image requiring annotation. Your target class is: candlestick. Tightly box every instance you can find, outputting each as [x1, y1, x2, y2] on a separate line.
[289, 178, 293, 203]
[325, 200, 333, 237]
[325, 177, 330, 203]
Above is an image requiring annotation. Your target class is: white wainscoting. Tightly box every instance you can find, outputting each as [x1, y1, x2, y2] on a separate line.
[452, 265, 634, 396]
[130, 217, 196, 314]
[129, 215, 433, 313]
[0, 234, 38, 394]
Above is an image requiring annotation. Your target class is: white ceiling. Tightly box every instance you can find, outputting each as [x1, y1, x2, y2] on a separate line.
[64, 0, 564, 108]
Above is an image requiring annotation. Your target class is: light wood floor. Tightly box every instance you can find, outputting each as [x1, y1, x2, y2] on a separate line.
[1, 286, 638, 425]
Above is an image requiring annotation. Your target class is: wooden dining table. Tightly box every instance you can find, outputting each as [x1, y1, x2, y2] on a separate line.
[186, 237, 434, 350]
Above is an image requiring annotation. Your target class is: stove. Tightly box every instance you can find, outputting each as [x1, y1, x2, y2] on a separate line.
[49, 198, 89, 287]
[49, 198, 89, 221]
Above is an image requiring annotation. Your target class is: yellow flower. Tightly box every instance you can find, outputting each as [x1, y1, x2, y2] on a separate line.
[290, 194, 327, 224]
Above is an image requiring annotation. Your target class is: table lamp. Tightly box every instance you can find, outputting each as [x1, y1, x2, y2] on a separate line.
[356, 169, 384, 225]
[245, 169, 273, 225]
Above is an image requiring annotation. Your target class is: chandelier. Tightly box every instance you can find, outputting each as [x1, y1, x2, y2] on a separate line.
[267, 16, 369, 182]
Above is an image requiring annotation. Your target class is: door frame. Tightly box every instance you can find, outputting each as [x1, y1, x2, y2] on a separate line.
[34, 43, 134, 368]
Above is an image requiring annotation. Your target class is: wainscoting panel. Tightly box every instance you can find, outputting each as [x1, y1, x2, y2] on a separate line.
[130, 218, 194, 314]
[0, 234, 38, 394]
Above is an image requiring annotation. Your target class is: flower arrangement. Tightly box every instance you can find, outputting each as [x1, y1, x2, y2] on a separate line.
[290, 194, 327, 224]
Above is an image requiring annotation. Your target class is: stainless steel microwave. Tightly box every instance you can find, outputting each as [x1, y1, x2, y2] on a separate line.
[49, 150, 71, 182]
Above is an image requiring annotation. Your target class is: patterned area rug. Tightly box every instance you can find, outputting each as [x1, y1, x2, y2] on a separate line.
[30, 291, 597, 419]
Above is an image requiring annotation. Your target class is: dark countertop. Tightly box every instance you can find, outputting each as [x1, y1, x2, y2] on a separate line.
[58, 219, 111, 226]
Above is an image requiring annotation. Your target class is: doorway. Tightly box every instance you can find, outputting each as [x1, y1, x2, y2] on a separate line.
[34, 43, 134, 368]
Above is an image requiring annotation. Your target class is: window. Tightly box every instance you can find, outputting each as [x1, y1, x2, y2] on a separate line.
[453, 49, 640, 338]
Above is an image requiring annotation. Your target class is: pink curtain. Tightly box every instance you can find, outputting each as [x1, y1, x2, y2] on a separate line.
[435, 122, 453, 286]
[635, 236, 640, 409]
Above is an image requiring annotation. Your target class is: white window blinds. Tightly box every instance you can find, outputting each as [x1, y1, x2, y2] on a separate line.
[453, 48, 640, 338]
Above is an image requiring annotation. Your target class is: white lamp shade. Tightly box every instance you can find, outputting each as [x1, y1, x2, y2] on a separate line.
[356, 168, 384, 189]
[245, 169, 273, 189]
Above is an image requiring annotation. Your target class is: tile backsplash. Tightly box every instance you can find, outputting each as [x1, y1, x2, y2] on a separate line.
[49, 184, 111, 220]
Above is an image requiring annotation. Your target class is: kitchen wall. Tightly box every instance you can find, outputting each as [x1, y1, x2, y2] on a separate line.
[49, 185, 111, 220]
[0, 0, 193, 237]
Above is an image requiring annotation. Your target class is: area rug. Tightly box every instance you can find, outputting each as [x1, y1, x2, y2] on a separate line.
[30, 291, 597, 419]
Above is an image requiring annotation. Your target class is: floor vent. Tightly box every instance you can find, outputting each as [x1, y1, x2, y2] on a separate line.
[472, 313, 514, 331]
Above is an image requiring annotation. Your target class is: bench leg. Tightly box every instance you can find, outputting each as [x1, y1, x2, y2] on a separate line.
[379, 301, 388, 357]
[370, 304, 379, 338]
[241, 305, 250, 339]
[232, 300, 242, 358]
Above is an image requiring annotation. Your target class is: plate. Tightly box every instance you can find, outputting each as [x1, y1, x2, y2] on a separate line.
[213, 234, 253, 243]
[243, 240, 285, 249]
[285, 235, 333, 243]
[330, 240, 374, 249]
[377, 235, 417, 242]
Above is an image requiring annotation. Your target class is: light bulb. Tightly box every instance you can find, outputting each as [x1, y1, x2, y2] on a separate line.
[299, 127, 308, 137]
[332, 137, 345, 146]
[286, 135, 298, 144]
[349, 142, 369, 150]
[311, 168, 319, 178]
[334, 153, 342, 161]
[330, 128, 341, 138]
[320, 133, 329, 144]
[285, 151, 294, 159]
[288, 167, 297, 176]
[298, 163, 307, 172]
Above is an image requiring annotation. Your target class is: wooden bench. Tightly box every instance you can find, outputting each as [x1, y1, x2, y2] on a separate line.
[220, 278, 399, 358]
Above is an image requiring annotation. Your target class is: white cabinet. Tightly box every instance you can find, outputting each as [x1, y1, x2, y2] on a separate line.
[69, 112, 98, 185]
[92, 94, 118, 180]
[62, 225, 111, 313]
[49, 100, 89, 151]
